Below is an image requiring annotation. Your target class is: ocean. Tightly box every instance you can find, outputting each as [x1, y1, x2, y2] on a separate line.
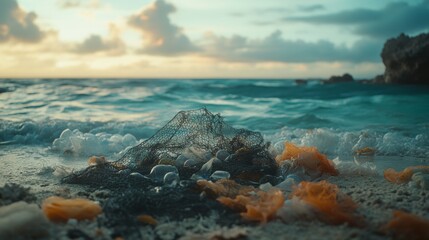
[1, 78, 429, 171]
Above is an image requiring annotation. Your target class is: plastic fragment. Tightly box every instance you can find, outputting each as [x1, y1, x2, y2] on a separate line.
[381, 210, 429, 240]
[218, 189, 285, 223]
[197, 179, 285, 223]
[384, 166, 429, 184]
[291, 181, 361, 226]
[42, 196, 102, 223]
[275, 142, 338, 176]
[353, 147, 375, 156]
[197, 179, 254, 198]
[88, 156, 107, 166]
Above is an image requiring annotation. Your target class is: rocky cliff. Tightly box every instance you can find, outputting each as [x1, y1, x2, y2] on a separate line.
[381, 33, 429, 84]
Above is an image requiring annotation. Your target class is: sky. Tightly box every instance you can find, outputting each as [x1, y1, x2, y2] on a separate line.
[0, 0, 428, 78]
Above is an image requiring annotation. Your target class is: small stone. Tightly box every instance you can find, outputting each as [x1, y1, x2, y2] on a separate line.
[210, 171, 230, 181]
[0, 201, 50, 239]
[215, 150, 230, 161]
[184, 159, 199, 168]
[175, 155, 188, 167]
[163, 172, 180, 187]
[196, 158, 222, 178]
[148, 165, 179, 182]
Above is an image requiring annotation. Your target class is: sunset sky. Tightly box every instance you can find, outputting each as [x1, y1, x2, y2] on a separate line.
[1, 0, 428, 78]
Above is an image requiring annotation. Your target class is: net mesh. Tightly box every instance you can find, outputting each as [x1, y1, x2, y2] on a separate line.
[63, 108, 277, 187]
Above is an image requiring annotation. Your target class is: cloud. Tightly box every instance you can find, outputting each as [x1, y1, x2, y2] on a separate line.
[73, 35, 122, 54]
[0, 0, 44, 43]
[72, 24, 125, 55]
[298, 4, 325, 12]
[284, 1, 429, 38]
[203, 31, 382, 63]
[128, 0, 198, 56]
[57, 0, 102, 9]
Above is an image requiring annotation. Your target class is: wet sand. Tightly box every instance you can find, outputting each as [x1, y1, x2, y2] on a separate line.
[0, 145, 428, 239]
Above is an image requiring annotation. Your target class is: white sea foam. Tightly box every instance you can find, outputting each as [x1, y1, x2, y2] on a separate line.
[267, 127, 429, 158]
[51, 128, 140, 157]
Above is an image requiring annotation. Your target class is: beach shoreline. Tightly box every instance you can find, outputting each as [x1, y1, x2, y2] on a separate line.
[1, 144, 427, 239]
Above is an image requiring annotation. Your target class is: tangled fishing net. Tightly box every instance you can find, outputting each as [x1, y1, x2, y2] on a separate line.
[63, 108, 277, 188]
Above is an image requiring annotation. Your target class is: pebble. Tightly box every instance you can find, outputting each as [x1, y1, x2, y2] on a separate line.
[215, 149, 230, 161]
[210, 171, 230, 181]
[164, 172, 180, 187]
[175, 155, 188, 167]
[197, 158, 222, 178]
[184, 159, 199, 168]
[0, 201, 50, 239]
[148, 165, 179, 182]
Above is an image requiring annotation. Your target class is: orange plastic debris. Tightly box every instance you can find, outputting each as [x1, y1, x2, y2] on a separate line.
[382, 210, 429, 240]
[275, 142, 338, 176]
[291, 181, 361, 226]
[88, 156, 107, 166]
[354, 147, 375, 156]
[197, 179, 255, 198]
[42, 196, 102, 222]
[197, 179, 285, 223]
[137, 214, 158, 226]
[384, 166, 429, 184]
[218, 190, 285, 223]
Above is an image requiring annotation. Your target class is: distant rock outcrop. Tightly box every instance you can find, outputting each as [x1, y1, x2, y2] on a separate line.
[381, 33, 429, 84]
[322, 73, 354, 84]
[294, 79, 308, 86]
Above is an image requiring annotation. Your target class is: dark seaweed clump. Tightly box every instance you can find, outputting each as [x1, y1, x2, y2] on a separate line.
[0, 183, 36, 206]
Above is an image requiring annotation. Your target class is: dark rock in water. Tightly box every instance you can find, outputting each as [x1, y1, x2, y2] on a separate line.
[295, 79, 308, 85]
[322, 73, 354, 84]
[372, 74, 385, 84]
[381, 33, 429, 84]
[360, 74, 385, 84]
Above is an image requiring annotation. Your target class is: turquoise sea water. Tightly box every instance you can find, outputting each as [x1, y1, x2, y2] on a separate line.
[1, 79, 429, 160]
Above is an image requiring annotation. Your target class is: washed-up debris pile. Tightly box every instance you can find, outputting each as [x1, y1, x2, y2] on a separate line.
[36, 108, 425, 239]
[63, 108, 277, 187]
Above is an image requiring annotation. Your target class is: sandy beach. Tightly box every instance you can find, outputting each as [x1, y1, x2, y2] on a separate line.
[1, 144, 427, 239]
